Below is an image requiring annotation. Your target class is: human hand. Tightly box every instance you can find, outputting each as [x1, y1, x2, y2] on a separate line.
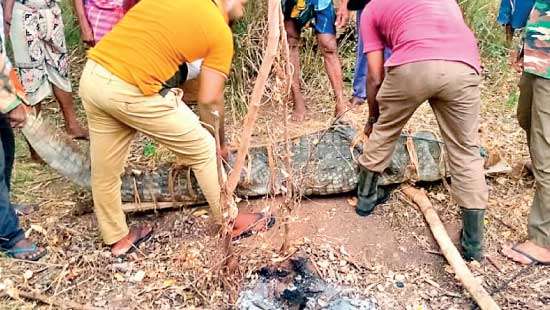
[364, 115, 377, 137]
[510, 50, 523, 73]
[364, 122, 373, 137]
[3, 18, 11, 39]
[335, 6, 350, 28]
[217, 144, 229, 162]
[8, 104, 28, 128]
[80, 25, 95, 47]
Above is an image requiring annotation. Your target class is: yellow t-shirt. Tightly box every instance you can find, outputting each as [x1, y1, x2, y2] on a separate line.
[88, 0, 233, 96]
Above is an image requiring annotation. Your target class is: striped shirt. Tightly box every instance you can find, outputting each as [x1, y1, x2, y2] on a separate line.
[85, 0, 135, 42]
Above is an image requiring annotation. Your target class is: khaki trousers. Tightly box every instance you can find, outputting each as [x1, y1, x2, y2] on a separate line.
[518, 72, 550, 247]
[79, 60, 221, 244]
[362, 61, 488, 209]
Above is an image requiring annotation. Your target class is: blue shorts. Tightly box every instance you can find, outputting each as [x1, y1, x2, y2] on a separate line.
[283, 0, 336, 35]
[496, 0, 535, 29]
[312, 4, 336, 34]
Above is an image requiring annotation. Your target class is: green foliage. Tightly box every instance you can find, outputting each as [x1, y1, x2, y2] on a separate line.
[459, 0, 508, 61]
[506, 90, 519, 108]
[59, 0, 84, 52]
[143, 142, 157, 158]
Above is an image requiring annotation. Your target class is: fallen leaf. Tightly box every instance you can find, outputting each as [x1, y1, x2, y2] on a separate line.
[114, 273, 125, 282]
[192, 209, 209, 216]
[347, 197, 358, 207]
[130, 270, 146, 283]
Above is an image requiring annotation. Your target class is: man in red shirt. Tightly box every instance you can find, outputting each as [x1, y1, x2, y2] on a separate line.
[356, 0, 488, 261]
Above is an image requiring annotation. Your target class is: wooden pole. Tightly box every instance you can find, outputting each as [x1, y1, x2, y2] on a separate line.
[224, 0, 281, 197]
[401, 186, 500, 310]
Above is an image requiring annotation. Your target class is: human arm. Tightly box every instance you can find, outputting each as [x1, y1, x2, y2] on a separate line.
[197, 67, 227, 159]
[364, 50, 384, 136]
[3, 0, 15, 38]
[335, 0, 350, 28]
[0, 56, 28, 127]
[72, 0, 94, 46]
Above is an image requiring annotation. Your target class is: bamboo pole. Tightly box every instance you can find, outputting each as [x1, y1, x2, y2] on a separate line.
[401, 185, 500, 310]
[224, 0, 281, 197]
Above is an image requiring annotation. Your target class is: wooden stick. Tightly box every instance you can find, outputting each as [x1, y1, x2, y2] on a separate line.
[224, 0, 281, 197]
[122, 202, 186, 213]
[2, 290, 97, 310]
[401, 185, 500, 310]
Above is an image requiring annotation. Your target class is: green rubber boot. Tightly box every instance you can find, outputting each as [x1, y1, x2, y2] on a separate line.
[461, 208, 485, 261]
[356, 167, 390, 217]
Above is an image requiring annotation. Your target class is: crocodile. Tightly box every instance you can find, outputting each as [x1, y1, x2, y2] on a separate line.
[24, 115, 506, 207]
[119, 122, 502, 205]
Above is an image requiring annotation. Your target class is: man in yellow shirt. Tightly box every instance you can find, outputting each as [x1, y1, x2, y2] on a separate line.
[79, 0, 252, 256]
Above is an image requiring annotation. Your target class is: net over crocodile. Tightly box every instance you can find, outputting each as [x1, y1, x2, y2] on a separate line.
[25, 116, 505, 207]
[119, 122, 503, 205]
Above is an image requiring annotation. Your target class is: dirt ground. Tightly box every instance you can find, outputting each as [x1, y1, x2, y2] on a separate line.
[1, 32, 549, 310]
[1, 96, 549, 309]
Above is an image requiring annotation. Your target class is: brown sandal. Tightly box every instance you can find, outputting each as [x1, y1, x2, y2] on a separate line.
[231, 212, 276, 241]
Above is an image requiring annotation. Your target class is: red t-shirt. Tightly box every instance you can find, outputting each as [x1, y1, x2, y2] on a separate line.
[360, 0, 481, 73]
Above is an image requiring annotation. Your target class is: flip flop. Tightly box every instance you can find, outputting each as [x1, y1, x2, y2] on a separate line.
[509, 245, 550, 266]
[12, 203, 39, 216]
[2, 243, 47, 261]
[232, 213, 276, 241]
[114, 225, 154, 257]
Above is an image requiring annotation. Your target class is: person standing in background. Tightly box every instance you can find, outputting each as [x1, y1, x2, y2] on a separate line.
[282, 0, 349, 122]
[502, 0, 550, 266]
[347, 0, 389, 107]
[0, 5, 46, 261]
[2, 0, 89, 145]
[73, 0, 138, 46]
[497, 0, 535, 44]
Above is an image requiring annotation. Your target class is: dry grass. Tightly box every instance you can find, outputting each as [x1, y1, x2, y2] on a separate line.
[2, 0, 549, 309]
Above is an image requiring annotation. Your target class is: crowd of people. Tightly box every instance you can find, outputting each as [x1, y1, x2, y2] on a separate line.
[0, 0, 548, 270]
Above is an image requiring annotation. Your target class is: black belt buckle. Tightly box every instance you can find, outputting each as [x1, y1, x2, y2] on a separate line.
[159, 87, 170, 97]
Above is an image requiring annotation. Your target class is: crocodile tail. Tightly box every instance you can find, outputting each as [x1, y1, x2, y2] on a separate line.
[22, 113, 92, 188]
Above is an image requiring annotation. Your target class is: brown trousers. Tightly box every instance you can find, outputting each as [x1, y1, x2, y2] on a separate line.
[79, 60, 222, 244]
[518, 72, 550, 247]
[362, 60, 488, 209]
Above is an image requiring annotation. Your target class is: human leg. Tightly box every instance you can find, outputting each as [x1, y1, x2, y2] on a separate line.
[0, 116, 24, 250]
[526, 74, 550, 248]
[52, 85, 89, 139]
[317, 33, 347, 117]
[502, 74, 550, 265]
[284, 20, 307, 122]
[429, 61, 488, 261]
[79, 61, 136, 246]
[358, 63, 433, 215]
[351, 9, 367, 104]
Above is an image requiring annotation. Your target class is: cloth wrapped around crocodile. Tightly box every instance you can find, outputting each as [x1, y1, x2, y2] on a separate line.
[24, 115, 510, 209]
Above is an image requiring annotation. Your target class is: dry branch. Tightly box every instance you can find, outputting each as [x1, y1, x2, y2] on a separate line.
[401, 186, 500, 310]
[122, 202, 181, 213]
[224, 0, 281, 197]
[1, 290, 96, 310]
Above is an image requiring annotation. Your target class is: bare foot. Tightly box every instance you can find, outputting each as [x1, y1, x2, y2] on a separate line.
[502, 240, 550, 265]
[111, 224, 153, 257]
[291, 106, 306, 122]
[231, 212, 275, 240]
[349, 96, 365, 106]
[66, 125, 89, 141]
